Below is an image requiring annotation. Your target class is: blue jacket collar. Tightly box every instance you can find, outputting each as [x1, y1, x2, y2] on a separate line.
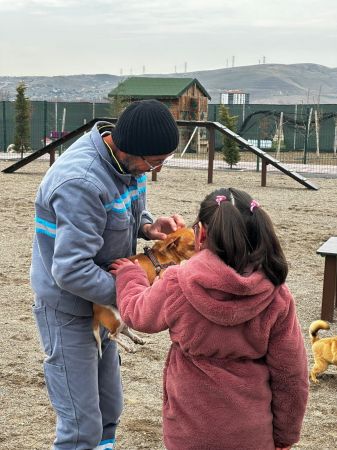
[91, 121, 135, 186]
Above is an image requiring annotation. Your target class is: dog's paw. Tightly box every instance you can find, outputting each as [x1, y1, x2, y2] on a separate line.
[133, 336, 146, 345]
[125, 345, 137, 353]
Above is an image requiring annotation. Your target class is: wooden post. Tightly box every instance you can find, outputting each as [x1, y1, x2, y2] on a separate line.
[151, 170, 157, 181]
[321, 256, 337, 321]
[303, 107, 313, 164]
[49, 150, 55, 166]
[208, 126, 215, 184]
[276, 111, 283, 160]
[43, 101, 47, 147]
[333, 117, 337, 156]
[3, 101, 7, 151]
[317, 237, 337, 321]
[314, 109, 320, 156]
[293, 104, 297, 150]
[261, 159, 267, 187]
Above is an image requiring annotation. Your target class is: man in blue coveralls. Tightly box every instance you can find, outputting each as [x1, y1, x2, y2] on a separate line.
[31, 99, 184, 450]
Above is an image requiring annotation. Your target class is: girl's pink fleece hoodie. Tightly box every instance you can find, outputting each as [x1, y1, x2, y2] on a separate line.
[116, 249, 309, 450]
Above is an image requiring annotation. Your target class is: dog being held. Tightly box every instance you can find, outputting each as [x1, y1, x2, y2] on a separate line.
[93, 227, 195, 356]
[309, 319, 337, 383]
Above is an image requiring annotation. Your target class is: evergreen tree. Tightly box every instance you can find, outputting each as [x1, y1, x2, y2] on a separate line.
[219, 105, 240, 168]
[14, 82, 31, 152]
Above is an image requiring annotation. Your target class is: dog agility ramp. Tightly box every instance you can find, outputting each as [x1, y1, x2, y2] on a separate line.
[212, 122, 318, 190]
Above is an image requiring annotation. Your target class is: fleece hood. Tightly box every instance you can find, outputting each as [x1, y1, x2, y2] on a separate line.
[177, 249, 277, 326]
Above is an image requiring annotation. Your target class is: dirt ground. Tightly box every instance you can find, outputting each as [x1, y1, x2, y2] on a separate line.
[0, 160, 337, 450]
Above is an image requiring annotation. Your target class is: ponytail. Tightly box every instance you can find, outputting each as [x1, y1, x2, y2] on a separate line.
[198, 188, 250, 274]
[245, 207, 288, 285]
[197, 188, 288, 285]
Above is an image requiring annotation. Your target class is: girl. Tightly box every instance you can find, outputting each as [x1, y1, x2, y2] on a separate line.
[110, 187, 309, 450]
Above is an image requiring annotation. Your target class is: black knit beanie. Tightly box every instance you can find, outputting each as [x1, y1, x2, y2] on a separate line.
[112, 99, 179, 156]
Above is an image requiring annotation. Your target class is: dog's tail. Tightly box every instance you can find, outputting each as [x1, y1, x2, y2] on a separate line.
[309, 320, 330, 344]
[93, 317, 103, 358]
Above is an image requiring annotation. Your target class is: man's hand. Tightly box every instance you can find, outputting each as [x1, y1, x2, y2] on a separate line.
[142, 214, 185, 240]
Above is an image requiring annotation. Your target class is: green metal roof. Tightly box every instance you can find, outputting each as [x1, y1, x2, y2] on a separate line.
[109, 77, 211, 100]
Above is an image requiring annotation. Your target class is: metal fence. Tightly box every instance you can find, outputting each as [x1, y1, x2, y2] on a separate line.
[0, 101, 111, 152]
[209, 103, 337, 176]
[1, 101, 337, 177]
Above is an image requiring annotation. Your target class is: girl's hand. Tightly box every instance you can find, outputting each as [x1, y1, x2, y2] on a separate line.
[109, 258, 139, 275]
[275, 447, 291, 450]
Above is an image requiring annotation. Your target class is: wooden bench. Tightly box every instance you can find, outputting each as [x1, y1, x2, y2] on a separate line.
[316, 237, 337, 322]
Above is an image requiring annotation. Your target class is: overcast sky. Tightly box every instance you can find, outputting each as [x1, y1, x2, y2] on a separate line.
[1, 0, 336, 77]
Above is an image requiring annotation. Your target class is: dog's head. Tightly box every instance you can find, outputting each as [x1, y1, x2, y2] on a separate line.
[152, 227, 195, 264]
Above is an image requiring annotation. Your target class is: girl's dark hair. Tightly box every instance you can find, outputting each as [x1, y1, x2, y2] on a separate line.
[197, 187, 288, 285]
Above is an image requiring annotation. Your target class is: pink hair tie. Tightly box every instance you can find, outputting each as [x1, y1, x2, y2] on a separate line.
[250, 199, 260, 212]
[215, 195, 227, 206]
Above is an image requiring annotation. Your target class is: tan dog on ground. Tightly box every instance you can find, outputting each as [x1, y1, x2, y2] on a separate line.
[309, 320, 337, 383]
[93, 227, 195, 356]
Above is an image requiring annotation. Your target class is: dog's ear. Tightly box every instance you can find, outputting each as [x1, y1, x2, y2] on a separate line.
[158, 235, 182, 253]
[167, 236, 181, 250]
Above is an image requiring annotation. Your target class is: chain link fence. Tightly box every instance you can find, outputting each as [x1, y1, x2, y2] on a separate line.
[1, 101, 337, 176]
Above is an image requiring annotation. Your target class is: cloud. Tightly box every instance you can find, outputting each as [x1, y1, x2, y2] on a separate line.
[80, 0, 337, 34]
[1, 0, 337, 75]
[1, 0, 336, 31]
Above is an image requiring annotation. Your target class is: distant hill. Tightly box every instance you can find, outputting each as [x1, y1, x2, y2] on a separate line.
[0, 74, 119, 102]
[1, 64, 337, 104]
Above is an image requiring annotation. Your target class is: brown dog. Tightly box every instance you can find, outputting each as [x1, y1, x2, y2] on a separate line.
[309, 320, 337, 383]
[93, 227, 195, 355]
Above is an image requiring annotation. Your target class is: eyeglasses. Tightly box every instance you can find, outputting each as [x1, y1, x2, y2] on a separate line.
[141, 154, 174, 172]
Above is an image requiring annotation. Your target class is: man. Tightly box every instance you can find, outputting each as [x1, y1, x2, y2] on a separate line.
[31, 99, 183, 450]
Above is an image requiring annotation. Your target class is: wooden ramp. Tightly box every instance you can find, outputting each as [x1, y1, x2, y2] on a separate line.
[2, 118, 115, 174]
[212, 121, 319, 190]
[2, 118, 319, 190]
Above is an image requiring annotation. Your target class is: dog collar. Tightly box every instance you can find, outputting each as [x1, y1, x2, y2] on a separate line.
[143, 246, 176, 275]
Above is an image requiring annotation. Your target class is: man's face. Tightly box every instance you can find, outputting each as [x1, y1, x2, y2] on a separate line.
[118, 152, 174, 177]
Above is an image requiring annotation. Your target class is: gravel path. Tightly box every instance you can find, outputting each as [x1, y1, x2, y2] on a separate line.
[0, 161, 336, 450]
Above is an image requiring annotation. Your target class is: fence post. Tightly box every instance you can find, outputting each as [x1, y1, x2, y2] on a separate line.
[43, 101, 47, 147]
[303, 107, 312, 164]
[49, 150, 55, 166]
[261, 159, 267, 187]
[2, 101, 7, 151]
[208, 125, 215, 184]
